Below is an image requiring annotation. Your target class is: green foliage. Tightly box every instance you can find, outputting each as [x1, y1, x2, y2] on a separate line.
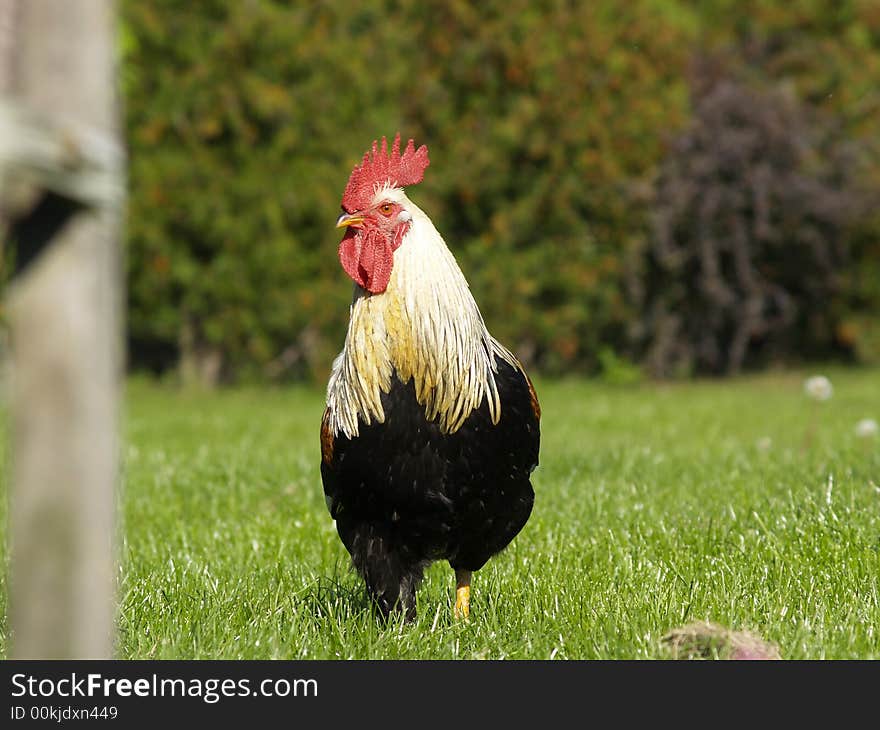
[121, 0, 880, 383]
[124, 1, 375, 382]
[122, 0, 696, 381]
[394, 1, 697, 373]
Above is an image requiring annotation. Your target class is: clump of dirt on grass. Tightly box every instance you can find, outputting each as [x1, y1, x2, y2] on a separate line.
[661, 621, 781, 660]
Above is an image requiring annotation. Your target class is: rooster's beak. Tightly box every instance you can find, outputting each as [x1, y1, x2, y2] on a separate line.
[336, 212, 365, 229]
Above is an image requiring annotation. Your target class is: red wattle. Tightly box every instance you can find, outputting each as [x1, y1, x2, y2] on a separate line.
[338, 229, 394, 294]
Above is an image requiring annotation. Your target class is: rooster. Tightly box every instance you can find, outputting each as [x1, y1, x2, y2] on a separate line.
[320, 134, 540, 621]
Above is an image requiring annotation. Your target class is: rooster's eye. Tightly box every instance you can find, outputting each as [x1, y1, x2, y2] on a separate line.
[379, 203, 394, 216]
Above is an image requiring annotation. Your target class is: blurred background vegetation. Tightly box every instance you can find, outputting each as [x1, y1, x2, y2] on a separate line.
[115, 0, 880, 386]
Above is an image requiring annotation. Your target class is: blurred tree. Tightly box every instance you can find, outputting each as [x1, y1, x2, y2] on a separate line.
[122, 0, 695, 383]
[124, 1, 400, 383]
[397, 0, 696, 373]
[632, 52, 878, 377]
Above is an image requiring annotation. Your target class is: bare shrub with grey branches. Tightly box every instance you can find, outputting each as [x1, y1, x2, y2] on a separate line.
[633, 54, 877, 377]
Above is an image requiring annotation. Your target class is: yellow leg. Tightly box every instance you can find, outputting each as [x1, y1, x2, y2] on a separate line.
[454, 569, 471, 620]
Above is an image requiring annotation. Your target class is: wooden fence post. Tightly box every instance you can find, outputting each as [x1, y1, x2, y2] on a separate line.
[1, 0, 124, 659]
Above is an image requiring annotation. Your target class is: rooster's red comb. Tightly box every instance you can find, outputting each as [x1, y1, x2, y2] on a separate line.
[341, 133, 430, 213]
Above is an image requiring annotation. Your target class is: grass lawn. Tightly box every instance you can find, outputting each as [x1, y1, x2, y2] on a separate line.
[2, 367, 879, 659]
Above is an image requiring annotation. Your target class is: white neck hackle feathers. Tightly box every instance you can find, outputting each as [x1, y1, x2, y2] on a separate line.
[326, 189, 520, 439]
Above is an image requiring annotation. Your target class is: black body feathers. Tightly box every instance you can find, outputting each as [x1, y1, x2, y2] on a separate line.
[321, 357, 539, 619]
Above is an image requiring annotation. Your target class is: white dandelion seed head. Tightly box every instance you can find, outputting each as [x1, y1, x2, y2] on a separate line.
[804, 375, 833, 402]
[756, 436, 773, 452]
[855, 418, 878, 438]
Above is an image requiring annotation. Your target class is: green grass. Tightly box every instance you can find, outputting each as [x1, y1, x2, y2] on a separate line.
[3, 367, 880, 658]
